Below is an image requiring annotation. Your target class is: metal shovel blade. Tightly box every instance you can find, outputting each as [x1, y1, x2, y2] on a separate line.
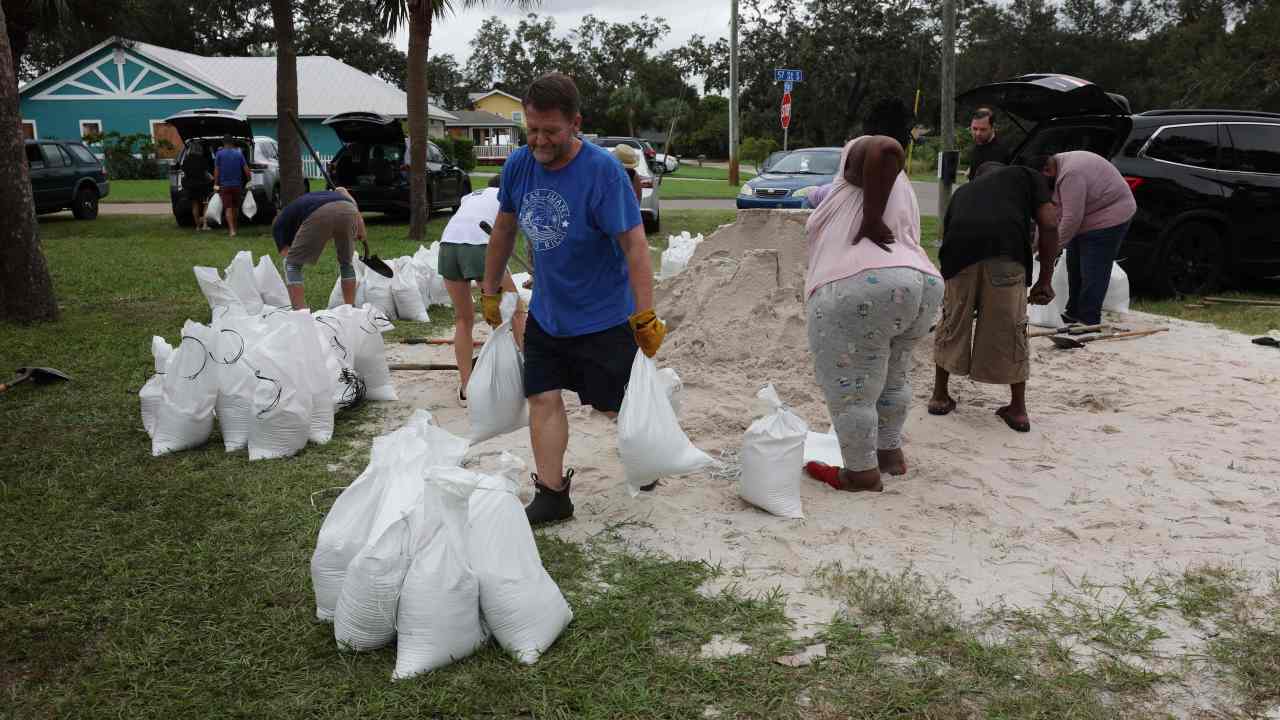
[1049, 335, 1087, 350]
[361, 253, 394, 279]
[20, 366, 71, 384]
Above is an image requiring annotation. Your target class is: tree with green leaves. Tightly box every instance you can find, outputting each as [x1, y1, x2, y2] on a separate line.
[372, 0, 539, 243]
[653, 97, 689, 156]
[608, 86, 648, 138]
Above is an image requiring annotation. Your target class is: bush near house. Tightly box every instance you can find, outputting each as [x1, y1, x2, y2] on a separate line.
[739, 136, 779, 170]
[437, 136, 477, 172]
[82, 131, 172, 180]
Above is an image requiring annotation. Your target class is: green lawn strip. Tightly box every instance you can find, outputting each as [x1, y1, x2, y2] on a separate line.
[667, 165, 756, 182]
[657, 178, 744, 200]
[1132, 293, 1280, 337]
[102, 179, 170, 203]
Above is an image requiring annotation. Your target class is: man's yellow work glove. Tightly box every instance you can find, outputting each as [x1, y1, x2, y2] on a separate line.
[481, 292, 503, 328]
[629, 309, 666, 358]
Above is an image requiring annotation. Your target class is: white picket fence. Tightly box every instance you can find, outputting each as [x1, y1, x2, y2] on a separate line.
[302, 152, 333, 180]
[475, 144, 516, 160]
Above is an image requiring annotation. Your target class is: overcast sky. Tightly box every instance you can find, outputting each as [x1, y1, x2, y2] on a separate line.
[392, 2, 732, 65]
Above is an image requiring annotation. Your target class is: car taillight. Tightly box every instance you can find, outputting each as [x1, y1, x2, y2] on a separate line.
[640, 177, 654, 189]
[400, 164, 410, 172]
[644, 147, 656, 158]
[1123, 176, 1145, 192]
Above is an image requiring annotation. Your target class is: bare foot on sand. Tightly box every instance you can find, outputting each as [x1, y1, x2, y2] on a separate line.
[804, 462, 885, 493]
[928, 395, 957, 415]
[877, 448, 908, 476]
[995, 405, 1031, 433]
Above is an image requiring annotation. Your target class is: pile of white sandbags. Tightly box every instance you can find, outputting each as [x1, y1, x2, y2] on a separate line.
[328, 242, 452, 320]
[659, 231, 704, 280]
[194, 250, 289, 315]
[140, 304, 397, 458]
[311, 414, 572, 679]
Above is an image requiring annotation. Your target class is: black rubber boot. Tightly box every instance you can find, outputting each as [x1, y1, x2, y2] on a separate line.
[525, 469, 574, 525]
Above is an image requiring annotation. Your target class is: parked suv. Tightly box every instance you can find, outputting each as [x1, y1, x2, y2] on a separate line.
[960, 74, 1280, 295]
[25, 139, 109, 219]
[323, 112, 470, 217]
[165, 108, 286, 227]
[592, 136, 664, 174]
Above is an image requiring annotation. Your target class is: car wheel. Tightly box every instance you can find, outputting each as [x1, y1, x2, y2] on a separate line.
[643, 212, 659, 235]
[71, 186, 99, 220]
[1158, 220, 1228, 296]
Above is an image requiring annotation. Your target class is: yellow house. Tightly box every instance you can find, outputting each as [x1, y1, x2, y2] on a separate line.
[468, 90, 524, 126]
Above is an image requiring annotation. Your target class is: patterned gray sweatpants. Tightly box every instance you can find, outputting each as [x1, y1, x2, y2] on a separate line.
[806, 268, 944, 472]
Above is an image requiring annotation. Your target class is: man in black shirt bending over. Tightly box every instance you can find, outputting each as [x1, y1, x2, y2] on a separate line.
[929, 162, 1059, 433]
[967, 108, 1009, 181]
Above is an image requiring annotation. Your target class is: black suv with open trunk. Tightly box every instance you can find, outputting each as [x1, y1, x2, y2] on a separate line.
[961, 74, 1280, 295]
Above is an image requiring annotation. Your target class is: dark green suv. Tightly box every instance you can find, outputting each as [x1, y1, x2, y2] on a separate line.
[25, 139, 110, 219]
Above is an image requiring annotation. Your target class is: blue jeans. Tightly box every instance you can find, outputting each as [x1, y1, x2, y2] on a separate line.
[1065, 221, 1130, 326]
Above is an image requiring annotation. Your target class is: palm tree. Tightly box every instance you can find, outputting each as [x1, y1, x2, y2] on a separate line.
[373, 0, 538, 242]
[269, 0, 305, 207]
[1, 0, 59, 322]
[608, 86, 648, 138]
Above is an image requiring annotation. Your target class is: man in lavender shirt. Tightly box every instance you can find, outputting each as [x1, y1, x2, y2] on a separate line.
[1030, 151, 1136, 326]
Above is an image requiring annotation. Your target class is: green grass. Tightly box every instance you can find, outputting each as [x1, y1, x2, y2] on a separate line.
[1133, 292, 1280, 336]
[658, 177, 745, 200]
[3, 212, 1275, 717]
[667, 165, 756, 181]
[103, 178, 169, 203]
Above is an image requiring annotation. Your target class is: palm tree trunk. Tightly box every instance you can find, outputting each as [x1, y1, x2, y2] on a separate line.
[406, 0, 432, 242]
[271, 0, 305, 205]
[0, 2, 57, 322]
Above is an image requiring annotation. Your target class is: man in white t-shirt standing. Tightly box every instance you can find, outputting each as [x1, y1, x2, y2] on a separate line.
[440, 175, 525, 406]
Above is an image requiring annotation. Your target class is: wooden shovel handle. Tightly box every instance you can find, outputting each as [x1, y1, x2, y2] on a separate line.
[1090, 328, 1169, 342]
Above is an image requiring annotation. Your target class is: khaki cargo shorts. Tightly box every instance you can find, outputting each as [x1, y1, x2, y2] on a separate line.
[286, 200, 359, 267]
[934, 257, 1030, 385]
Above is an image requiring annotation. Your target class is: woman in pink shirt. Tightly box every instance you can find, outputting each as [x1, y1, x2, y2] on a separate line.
[1030, 151, 1136, 326]
[802, 99, 944, 493]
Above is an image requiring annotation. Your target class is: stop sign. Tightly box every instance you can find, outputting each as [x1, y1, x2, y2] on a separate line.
[781, 92, 792, 129]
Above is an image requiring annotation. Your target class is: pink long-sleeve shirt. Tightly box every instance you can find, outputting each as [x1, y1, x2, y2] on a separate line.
[1052, 151, 1137, 250]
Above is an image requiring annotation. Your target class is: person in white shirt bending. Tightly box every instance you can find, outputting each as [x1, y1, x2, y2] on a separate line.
[440, 175, 526, 406]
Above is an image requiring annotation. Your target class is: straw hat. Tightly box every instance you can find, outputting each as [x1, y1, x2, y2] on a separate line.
[612, 144, 639, 170]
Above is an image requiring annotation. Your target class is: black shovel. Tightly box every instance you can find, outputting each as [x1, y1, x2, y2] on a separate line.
[285, 110, 393, 279]
[1050, 328, 1168, 350]
[0, 366, 71, 394]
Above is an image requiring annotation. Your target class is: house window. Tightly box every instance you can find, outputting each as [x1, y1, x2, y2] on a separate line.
[150, 120, 181, 159]
[511, 111, 524, 125]
[80, 120, 103, 142]
[21, 120, 37, 140]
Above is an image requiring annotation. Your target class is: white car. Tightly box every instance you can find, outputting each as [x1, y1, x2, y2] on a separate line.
[654, 152, 679, 174]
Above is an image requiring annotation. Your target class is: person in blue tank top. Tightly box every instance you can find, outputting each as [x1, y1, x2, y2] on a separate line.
[480, 72, 667, 525]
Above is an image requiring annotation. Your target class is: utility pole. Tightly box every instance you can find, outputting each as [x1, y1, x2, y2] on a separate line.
[938, 0, 957, 218]
[728, 0, 740, 186]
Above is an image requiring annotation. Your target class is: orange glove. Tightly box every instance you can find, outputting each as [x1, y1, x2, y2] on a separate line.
[629, 309, 666, 358]
[481, 292, 503, 328]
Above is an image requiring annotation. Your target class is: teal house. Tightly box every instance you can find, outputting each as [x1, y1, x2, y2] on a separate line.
[19, 37, 456, 159]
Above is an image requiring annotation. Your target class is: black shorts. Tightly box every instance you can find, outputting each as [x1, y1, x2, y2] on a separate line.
[523, 313, 637, 413]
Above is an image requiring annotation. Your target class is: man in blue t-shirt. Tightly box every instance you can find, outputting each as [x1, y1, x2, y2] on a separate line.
[213, 135, 251, 238]
[480, 72, 666, 525]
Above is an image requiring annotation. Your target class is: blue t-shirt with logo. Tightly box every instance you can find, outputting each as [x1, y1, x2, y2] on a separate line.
[499, 141, 643, 337]
[214, 147, 249, 188]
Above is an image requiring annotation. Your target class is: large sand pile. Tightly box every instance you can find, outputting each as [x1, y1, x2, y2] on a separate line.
[383, 210, 1280, 699]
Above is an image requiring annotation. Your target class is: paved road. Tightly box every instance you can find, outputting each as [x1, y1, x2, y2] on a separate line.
[91, 182, 943, 218]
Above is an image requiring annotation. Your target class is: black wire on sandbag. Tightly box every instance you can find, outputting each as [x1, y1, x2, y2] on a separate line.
[336, 368, 366, 412]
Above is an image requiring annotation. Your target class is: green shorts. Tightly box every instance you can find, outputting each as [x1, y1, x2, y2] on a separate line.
[438, 242, 488, 282]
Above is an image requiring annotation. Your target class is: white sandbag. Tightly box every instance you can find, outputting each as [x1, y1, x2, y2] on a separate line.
[254, 255, 290, 308]
[617, 350, 713, 495]
[802, 427, 843, 468]
[151, 321, 218, 456]
[354, 305, 397, 402]
[285, 311, 335, 445]
[246, 322, 312, 460]
[393, 466, 488, 679]
[241, 189, 257, 220]
[139, 336, 173, 436]
[327, 260, 366, 309]
[334, 505, 420, 651]
[310, 411, 468, 621]
[1027, 257, 1070, 327]
[656, 367, 684, 417]
[417, 242, 450, 307]
[659, 231, 703, 280]
[739, 385, 808, 519]
[211, 311, 265, 452]
[205, 193, 223, 226]
[467, 455, 572, 665]
[224, 251, 264, 314]
[511, 271, 533, 307]
[193, 266, 244, 313]
[466, 320, 527, 443]
[362, 260, 398, 320]
[1103, 263, 1130, 314]
[390, 257, 430, 322]
[334, 432, 476, 652]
